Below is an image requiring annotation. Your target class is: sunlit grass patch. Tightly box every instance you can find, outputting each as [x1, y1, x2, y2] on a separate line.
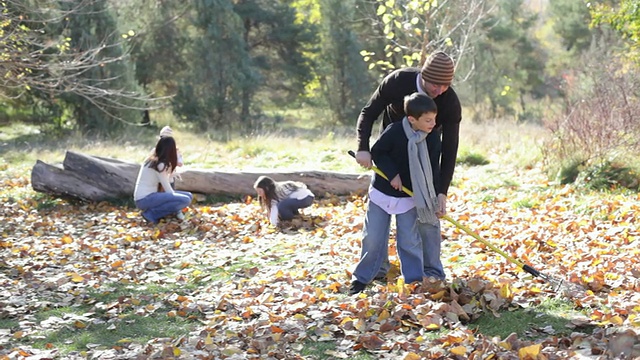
[512, 196, 538, 209]
[457, 149, 489, 166]
[469, 298, 593, 340]
[31, 313, 195, 355]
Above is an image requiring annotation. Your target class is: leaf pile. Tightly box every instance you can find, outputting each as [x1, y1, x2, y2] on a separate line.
[1, 168, 639, 359]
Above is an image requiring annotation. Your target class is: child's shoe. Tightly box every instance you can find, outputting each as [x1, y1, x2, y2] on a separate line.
[176, 211, 185, 220]
[349, 280, 367, 295]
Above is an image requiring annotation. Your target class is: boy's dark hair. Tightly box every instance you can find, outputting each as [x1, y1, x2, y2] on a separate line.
[404, 93, 437, 119]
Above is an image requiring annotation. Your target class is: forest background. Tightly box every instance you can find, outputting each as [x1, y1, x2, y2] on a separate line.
[1, 0, 639, 185]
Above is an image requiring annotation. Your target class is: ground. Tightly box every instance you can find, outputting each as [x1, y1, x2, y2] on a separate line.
[1, 162, 639, 359]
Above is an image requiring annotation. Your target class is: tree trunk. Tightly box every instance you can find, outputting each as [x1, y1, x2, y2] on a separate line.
[31, 151, 371, 202]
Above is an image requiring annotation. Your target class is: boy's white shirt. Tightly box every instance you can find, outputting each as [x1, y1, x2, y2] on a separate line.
[368, 187, 415, 215]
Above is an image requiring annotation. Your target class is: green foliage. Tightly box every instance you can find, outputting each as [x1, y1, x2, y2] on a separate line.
[171, 0, 318, 131]
[576, 161, 640, 191]
[549, 0, 593, 52]
[457, 150, 490, 166]
[471, 298, 593, 340]
[1, 0, 150, 134]
[317, 0, 373, 124]
[555, 159, 583, 185]
[590, 0, 640, 64]
[461, 0, 545, 120]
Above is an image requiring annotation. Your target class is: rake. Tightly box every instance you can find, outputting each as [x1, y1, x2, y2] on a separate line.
[348, 150, 565, 291]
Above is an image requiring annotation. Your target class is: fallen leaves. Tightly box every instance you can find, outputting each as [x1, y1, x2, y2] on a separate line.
[0, 167, 639, 359]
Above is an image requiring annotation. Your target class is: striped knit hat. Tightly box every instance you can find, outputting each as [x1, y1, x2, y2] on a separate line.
[421, 52, 455, 86]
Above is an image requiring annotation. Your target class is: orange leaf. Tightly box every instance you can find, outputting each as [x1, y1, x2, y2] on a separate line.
[270, 325, 284, 333]
[74, 320, 86, 329]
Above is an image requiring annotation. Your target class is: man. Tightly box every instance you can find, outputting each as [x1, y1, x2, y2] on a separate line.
[354, 51, 461, 281]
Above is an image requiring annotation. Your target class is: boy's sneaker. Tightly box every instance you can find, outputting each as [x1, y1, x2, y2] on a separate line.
[176, 211, 185, 220]
[349, 280, 367, 295]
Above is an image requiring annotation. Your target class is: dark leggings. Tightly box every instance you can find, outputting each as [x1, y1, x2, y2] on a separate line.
[277, 195, 314, 220]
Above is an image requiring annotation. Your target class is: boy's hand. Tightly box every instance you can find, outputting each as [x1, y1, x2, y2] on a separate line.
[436, 194, 447, 217]
[390, 175, 402, 191]
[355, 151, 372, 168]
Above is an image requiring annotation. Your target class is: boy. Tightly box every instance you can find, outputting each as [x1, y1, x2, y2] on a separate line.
[350, 93, 443, 294]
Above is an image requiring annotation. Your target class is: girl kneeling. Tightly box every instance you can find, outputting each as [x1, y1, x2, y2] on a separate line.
[254, 176, 314, 226]
[134, 136, 192, 224]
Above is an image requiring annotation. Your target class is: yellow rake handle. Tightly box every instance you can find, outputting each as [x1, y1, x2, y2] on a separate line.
[348, 150, 528, 271]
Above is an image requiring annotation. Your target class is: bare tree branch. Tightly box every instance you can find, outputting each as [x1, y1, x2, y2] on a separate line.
[0, 0, 171, 125]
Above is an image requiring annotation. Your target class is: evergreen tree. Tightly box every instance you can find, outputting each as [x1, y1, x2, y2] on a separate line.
[462, 0, 545, 120]
[318, 0, 372, 124]
[233, 0, 318, 128]
[549, 0, 593, 53]
[1, 0, 149, 132]
[59, 0, 144, 133]
[173, 0, 250, 131]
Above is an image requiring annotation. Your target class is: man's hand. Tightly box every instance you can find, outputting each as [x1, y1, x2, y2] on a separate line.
[390, 174, 403, 192]
[355, 151, 372, 168]
[436, 193, 447, 217]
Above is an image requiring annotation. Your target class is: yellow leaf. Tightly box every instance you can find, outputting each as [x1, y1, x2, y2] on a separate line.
[404, 352, 421, 360]
[61, 235, 73, 244]
[397, 277, 405, 296]
[377, 309, 391, 322]
[13, 331, 24, 339]
[174, 240, 182, 248]
[425, 323, 440, 330]
[111, 260, 124, 268]
[71, 274, 84, 282]
[450, 345, 467, 355]
[431, 290, 446, 300]
[498, 341, 512, 350]
[117, 338, 133, 343]
[316, 273, 327, 281]
[518, 343, 541, 358]
[173, 347, 181, 356]
[204, 334, 213, 345]
[529, 286, 542, 293]
[609, 315, 623, 325]
[500, 284, 512, 299]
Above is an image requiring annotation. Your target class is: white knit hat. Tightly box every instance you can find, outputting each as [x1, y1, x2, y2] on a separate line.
[159, 126, 173, 138]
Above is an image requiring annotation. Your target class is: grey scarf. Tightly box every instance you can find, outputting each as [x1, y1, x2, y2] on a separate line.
[402, 117, 439, 225]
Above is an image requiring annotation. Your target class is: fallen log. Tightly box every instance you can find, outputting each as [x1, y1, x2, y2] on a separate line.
[31, 151, 371, 202]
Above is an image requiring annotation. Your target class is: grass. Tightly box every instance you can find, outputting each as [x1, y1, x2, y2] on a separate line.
[470, 298, 594, 340]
